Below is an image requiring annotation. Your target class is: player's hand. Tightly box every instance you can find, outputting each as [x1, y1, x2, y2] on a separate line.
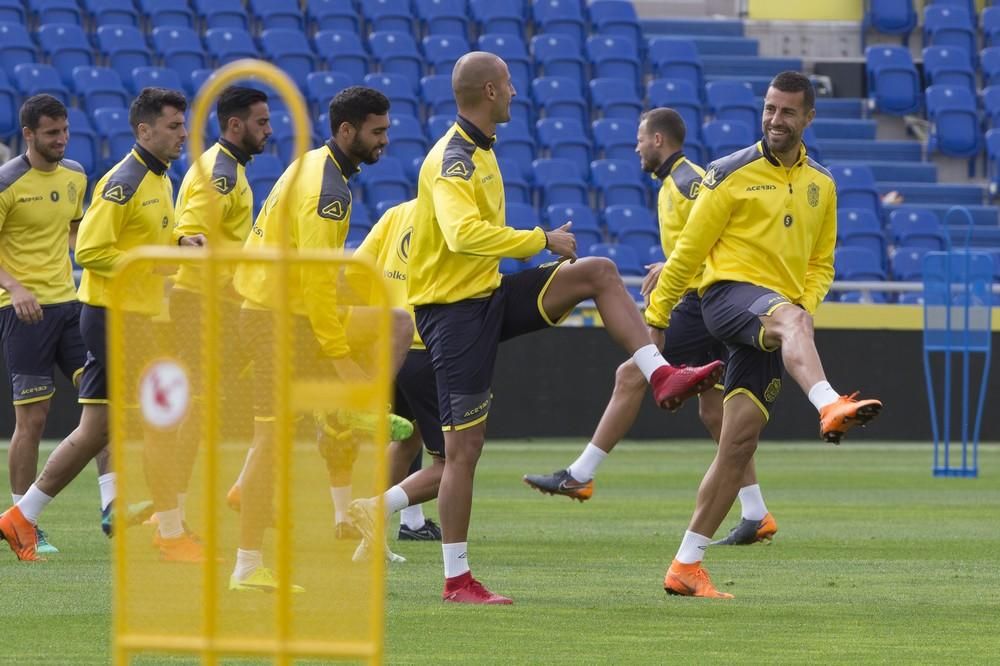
[10, 284, 43, 324]
[178, 234, 207, 247]
[641, 262, 664, 298]
[544, 221, 577, 261]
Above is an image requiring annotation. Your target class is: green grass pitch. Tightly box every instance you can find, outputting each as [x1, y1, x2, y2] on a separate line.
[3, 440, 999, 664]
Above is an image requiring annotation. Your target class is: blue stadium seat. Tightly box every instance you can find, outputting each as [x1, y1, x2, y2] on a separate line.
[646, 78, 702, 140]
[864, 45, 921, 115]
[30, 0, 84, 27]
[269, 110, 320, 163]
[545, 203, 600, 234]
[387, 114, 427, 179]
[249, 0, 304, 31]
[129, 66, 184, 97]
[498, 158, 532, 203]
[470, 0, 522, 36]
[532, 76, 588, 126]
[64, 107, 98, 175]
[705, 80, 757, 130]
[0, 73, 16, 139]
[984, 85, 1000, 131]
[84, 0, 139, 27]
[140, 0, 195, 28]
[589, 243, 643, 275]
[315, 31, 369, 86]
[983, 48, 1000, 89]
[423, 35, 469, 76]
[588, 0, 642, 46]
[189, 68, 215, 96]
[421, 75, 457, 117]
[987, 129, 1000, 196]
[13, 63, 70, 104]
[152, 28, 209, 83]
[260, 29, 317, 90]
[647, 38, 703, 94]
[586, 35, 642, 93]
[0, 0, 25, 24]
[835, 246, 888, 302]
[864, 0, 917, 45]
[307, 0, 360, 33]
[494, 119, 537, 176]
[925, 85, 980, 159]
[246, 152, 284, 214]
[829, 164, 882, 214]
[887, 207, 950, 251]
[372, 198, 406, 218]
[702, 120, 753, 161]
[306, 71, 351, 113]
[985, 6, 1000, 48]
[505, 202, 543, 231]
[425, 113, 453, 141]
[96, 25, 152, 88]
[592, 118, 638, 160]
[361, 156, 413, 203]
[370, 31, 424, 84]
[359, 0, 414, 35]
[0, 23, 36, 81]
[536, 117, 592, 178]
[648, 243, 666, 264]
[363, 72, 419, 117]
[837, 208, 887, 268]
[415, 0, 469, 37]
[891, 245, 931, 282]
[616, 224, 660, 258]
[922, 5, 976, 65]
[533, 157, 589, 207]
[589, 78, 642, 122]
[603, 204, 655, 237]
[922, 46, 975, 90]
[37, 23, 94, 87]
[93, 107, 135, 168]
[73, 66, 129, 111]
[531, 33, 587, 89]
[591, 158, 646, 207]
[205, 28, 259, 65]
[478, 34, 533, 92]
[533, 0, 586, 45]
[810, 119, 876, 141]
[193, 0, 249, 30]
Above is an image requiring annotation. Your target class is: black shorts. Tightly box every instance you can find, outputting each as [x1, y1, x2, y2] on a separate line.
[0, 301, 86, 405]
[169, 288, 243, 398]
[700, 281, 791, 420]
[394, 348, 444, 458]
[78, 304, 155, 404]
[661, 291, 728, 371]
[415, 262, 565, 431]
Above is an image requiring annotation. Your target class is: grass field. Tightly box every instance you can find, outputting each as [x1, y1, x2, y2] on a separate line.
[4, 440, 1000, 665]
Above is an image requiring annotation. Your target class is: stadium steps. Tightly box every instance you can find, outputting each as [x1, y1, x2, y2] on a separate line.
[811, 118, 878, 140]
[884, 203, 999, 227]
[815, 98, 867, 119]
[639, 18, 744, 37]
[877, 182, 985, 206]
[828, 160, 938, 183]
[817, 139, 923, 162]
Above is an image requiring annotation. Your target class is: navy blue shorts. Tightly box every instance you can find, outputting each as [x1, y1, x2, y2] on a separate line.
[415, 262, 565, 431]
[661, 291, 728, 370]
[78, 304, 155, 404]
[700, 281, 791, 419]
[168, 288, 243, 398]
[394, 348, 445, 458]
[0, 301, 86, 405]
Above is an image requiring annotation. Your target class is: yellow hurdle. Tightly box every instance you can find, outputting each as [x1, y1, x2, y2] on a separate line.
[109, 61, 391, 665]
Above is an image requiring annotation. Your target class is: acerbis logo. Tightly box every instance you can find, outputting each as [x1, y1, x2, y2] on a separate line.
[745, 184, 776, 192]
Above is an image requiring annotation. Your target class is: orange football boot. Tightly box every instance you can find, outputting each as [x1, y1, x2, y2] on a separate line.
[0, 506, 41, 562]
[819, 392, 883, 444]
[663, 560, 734, 599]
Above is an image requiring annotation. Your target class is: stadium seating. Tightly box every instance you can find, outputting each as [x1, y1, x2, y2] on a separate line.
[925, 85, 980, 160]
[314, 31, 369, 86]
[93, 107, 135, 169]
[532, 76, 589, 126]
[31, 0, 84, 27]
[505, 201, 543, 231]
[248, 0, 304, 31]
[922, 5, 976, 64]
[387, 114, 427, 178]
[533, 157, 589, 207]
[205, 28, 260, 65]
[702, 120, 753, 161]
[545, 203, 601, 236]
[370, 31, 424, 84]
[359, 156, 412, 203]
[647, 38, 704, 93]
[363, 73, 420, 117]
[591, 158, 646, 207]
[73, 66, 129, 112]
[306, 72, 352, 113]
[495, 119, 537, 176]
[887, 208, 950, 251]
[586, 35, 643, 93]
[470, 0, 523, 36]
[617, 224, 659, 258]
[0, 22, 37, 81]
[835, 246, 888, 302]
[865, 45, 921, 115]
[260, 29, 317, 89]
[922, 46, 976, 90]
[421, 74, 458, 117]
[13, 63, 70, 104]
[141, 0, 195, 29]
[0, 73, 15, 139]
[423, 35, 470, 76]
[64, 107, 99, 175]
[705, 80, 757, 130]
[532, 34, 588, 89]
[829, 164, 882, 214]
[837, 208, 887, 268]
[96, 25, 152, 88]
[646, 78, 702, 139]
[37, 23, 94, 86]
[588, 0, 643, 46]
[987, 129, 1000, 196]
[415, 0, 469, 37]
[307, 0, 360, 33]
[536, 118, 592, 178]
[864, 0, 917, 45]
[891, 245, 932, 281]
[588, 242, 644, 275]
[151, 27, 209, 83]
[0, 0, 25, 23]
[246, 152, 283, 213]
[498, 157, 532, 203]
[478, 34, 533, 91]
[359, 0, 414, 35]
[533, 0, 587, 45]
[86, 0, 139, 27]
[592, 118, 639, 160]
[589, 78, 643, 121]
[193, 0, 249, 30]
[603, 204, 655, 237]
[985, 6, 1000, 48]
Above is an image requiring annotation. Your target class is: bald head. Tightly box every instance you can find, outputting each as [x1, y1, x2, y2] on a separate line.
[452, 51, 507, 108]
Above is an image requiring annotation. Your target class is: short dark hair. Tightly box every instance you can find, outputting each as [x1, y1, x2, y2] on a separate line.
[217, 86, 269, 131]
[328, 86, 390, 136]
[640, 107, 686, 146]
[129, 87, 188, 132]
[20, 94, 67, 130]
[769, 71, 815, 111]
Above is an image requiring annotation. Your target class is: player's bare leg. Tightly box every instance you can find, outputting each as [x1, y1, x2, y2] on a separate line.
[8, 402, 50, 497]
[389, 429, 423, 485]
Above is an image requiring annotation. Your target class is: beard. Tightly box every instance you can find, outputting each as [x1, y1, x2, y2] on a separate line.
[348, 135, 381, 165]
[34, 143, 64, 163]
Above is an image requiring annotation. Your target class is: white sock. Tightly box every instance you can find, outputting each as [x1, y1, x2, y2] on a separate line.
[675, 530, 711, 564]
[567, 442, 608, 482]
[738, 484, 768, 521]
[177, 493, 186, 522]
[400, 503, 426, 529]
[156, 508, 184, 539]
[808, 380, 840, 411]
[11, 493, 22, 505]
[631, 344, 668, 382]
[98, 473, 116, 511]
[442, 541, 470, 578]
[384, 485, 410, 517]
[234, 448, 254, 487]
[16, 485, 53, 525]
[331, 485, 352, 524]
[233, 548, 263, 581]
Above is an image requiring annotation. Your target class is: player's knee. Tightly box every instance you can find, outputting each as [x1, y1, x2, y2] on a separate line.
[444, 431, 484, 466]
[720, 434, 758, 467]
[583, 256, 621, 290]
[698, 402, 723, 442]
[771, 305, 813, 344]
[15, 404, 50, 439]
[391, 308, 414, 345]
[614, 360, 646, 394]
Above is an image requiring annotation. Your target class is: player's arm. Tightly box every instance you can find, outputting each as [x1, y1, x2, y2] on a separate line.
[645, 177, 732, 328]
[0, 193, 43, 321]
[298, 194, 350, 358]
[432, 171, 546, 258]
[800, 186, 837, 313]
[74, 185, 129, 277]
[174, 178, 227, 247]
[343, 215, 386, 303]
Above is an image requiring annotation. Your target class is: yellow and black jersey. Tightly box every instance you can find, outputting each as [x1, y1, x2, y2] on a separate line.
[234, 140, 357, 358]
[349, 199, 424, 349]
[646, 140, 837, 329]
[173, 139, 253, 294]
[407, 116, 546, 306]
[0, 155, 86, 308]
[76, 144, 175, 316]
[656, 151, 705, 284]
